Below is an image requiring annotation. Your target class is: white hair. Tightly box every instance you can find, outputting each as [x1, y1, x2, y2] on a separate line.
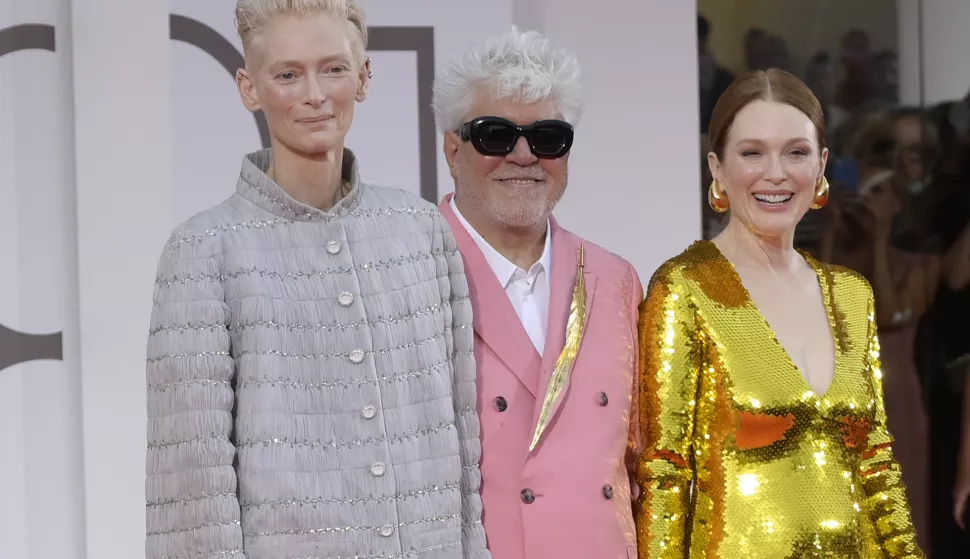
[234, 0, 368, 64]
[432, 28, 584, 132]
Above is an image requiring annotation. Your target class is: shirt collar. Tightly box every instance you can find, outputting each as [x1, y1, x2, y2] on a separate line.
[450, 196, 552, 288]
[237, 147, 362, 222]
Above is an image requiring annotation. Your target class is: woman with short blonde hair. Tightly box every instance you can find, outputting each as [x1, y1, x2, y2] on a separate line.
[144, 2, 490, 558]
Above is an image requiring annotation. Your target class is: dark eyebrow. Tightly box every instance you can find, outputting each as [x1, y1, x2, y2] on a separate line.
[268, 54, 353, 71]
[734, 137, 813, 146]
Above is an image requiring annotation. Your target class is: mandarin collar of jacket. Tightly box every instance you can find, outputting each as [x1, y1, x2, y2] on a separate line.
[236, 147, 363, 222]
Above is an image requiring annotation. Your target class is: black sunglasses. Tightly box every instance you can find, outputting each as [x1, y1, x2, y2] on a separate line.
[458, 116, 574, 159]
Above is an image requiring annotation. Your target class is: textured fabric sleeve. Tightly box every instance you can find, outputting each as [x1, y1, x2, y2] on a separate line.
[432, 211, 491, 559]
[626, 262, 645, 500]
[859, 288, 925, 558]
[634, 264, 701, 559]
[145, 234, 244, 559]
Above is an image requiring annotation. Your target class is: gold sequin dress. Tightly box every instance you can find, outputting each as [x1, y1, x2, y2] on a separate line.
[634, 240, 924, 558]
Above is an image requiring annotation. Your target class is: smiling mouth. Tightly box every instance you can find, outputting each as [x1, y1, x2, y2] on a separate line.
[753, 193, 793, 205]
[498, 178, 543, 185]
[299, 116, 332, 123]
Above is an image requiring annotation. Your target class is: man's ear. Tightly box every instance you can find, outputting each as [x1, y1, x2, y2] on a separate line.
[237, 68, 261, 112]
[356, 56, 371, 102]
[443, 131, 461, 180]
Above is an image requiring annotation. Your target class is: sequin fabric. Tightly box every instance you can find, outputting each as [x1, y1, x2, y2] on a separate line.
[634, 240, 924, 558]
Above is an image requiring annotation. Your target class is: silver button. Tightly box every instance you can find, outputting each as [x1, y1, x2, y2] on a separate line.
[370, 462, 386, 477]
[338, 291, 354, 306]
[326, 240, 341, 255]
[362, 405, 377, 419]
[378, 524, 394, 537]
[349, 349, 365, 364]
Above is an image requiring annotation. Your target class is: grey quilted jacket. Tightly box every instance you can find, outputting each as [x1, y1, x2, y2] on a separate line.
[145, 148, 490, 559]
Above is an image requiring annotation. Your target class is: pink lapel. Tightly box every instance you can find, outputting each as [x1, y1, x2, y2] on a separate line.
[439, 194, 542, 397]
[530, 218, 598, 449]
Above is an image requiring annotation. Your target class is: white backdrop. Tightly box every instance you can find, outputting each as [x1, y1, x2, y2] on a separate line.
[0, 0, 86, 558]
[3, 1, 701, 558]
[528, 0, 702, 280]
[898, 0, 970, 106]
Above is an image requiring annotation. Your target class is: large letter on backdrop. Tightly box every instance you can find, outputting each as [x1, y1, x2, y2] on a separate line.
[0, 4, 86, 559]
[0, 24, 63, 371]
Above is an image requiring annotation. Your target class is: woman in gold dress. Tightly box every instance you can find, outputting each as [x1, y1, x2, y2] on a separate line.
[634, 69, 924, 558]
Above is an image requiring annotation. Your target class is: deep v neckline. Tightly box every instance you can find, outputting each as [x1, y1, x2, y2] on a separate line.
[704, 240, 841, 400]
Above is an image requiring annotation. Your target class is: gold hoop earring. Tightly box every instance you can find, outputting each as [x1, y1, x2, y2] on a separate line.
[708, 180, 730, 213]
[811, 177, 830, 209]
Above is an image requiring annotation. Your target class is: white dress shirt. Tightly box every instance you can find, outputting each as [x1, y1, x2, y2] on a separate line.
[450, 197, 552, 355]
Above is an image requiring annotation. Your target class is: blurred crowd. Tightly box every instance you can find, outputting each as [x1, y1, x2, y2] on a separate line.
[698, 13, 970, 557]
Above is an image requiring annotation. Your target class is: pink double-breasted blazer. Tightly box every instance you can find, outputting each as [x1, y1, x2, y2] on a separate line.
[440, 196, 643, 559]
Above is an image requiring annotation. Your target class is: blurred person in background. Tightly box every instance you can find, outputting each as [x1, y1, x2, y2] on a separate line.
[890, 108, 944, 255]
[743, 27, 769, 71]
[742, 28, 790, 75]
[822, 140, 938, 552]
[916, 132, 970, 558]
[826, 28, 875, 143]
[836, 28, 872, 112]
[928, 91, 970, 176]
[806, 51, 837, 126]
[143, 1, 489, 558]
[828, 97, 970, 558]
[698, 14, 734, 134]
[832, 108, 942, 253]
[870, 49, 900, 107]
[763, 34, 792, 74]
[636, 68, 924, 558]
[893, 108, 938, 198]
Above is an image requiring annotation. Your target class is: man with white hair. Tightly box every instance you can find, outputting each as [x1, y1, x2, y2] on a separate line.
[433, 28, 643, 558]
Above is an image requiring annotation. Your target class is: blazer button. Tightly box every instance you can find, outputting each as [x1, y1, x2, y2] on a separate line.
[520, 488, 536, 504]
[493, 396, 508, 412]
[598, 392, 609, 406]
[602, 484, 614, 499]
